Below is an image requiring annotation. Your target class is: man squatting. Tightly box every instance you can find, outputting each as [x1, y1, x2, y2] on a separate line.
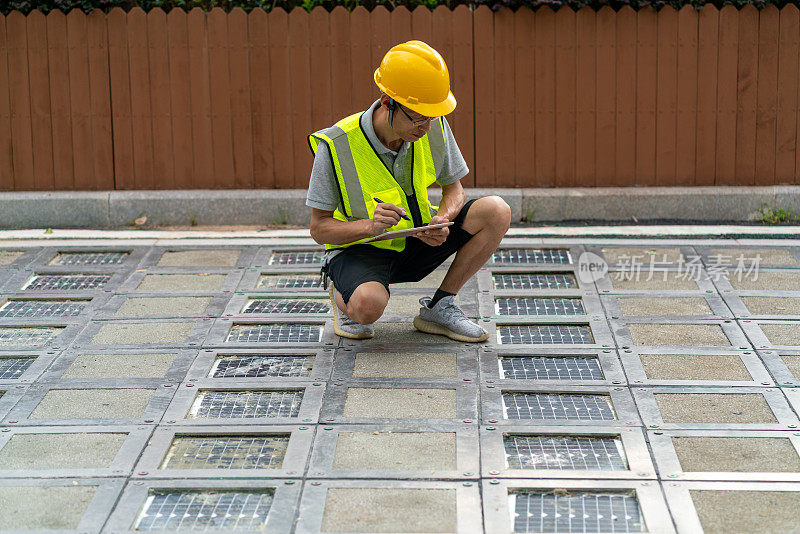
[306, 40, 511, 342]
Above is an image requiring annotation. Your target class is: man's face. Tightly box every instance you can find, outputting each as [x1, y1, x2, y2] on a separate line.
[384, 99, 435, 142]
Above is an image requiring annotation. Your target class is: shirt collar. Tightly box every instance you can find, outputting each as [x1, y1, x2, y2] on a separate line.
[361, 99, 408, 157]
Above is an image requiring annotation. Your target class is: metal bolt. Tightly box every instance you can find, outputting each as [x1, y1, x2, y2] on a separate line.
[463, 472, 473, 477]
[486, 380, 494, 384]
[311, 481, 321, 486]
[463, 378, 471, 382]
[489, 470, 500, 475]
[488, 420, 498, 424]
[299, 426, 308, 430]
[134, 481, 144, 486]
[167, 420, 176, 424]
[185, 384, 193, 388]
[762, 382, 771, 386]
[489, 479, 499, 485]
[653, 432, 663, 435]
[138, 471, 148, 476]
[163, 384, 172, 388]
[285, 481, 295, 485]
[313, 383, 322, 386]
[487, 385, 495, 389]
[326, 418, 334, 422]
[7, 421, 16, 424]
[463, 420, 473, 424]
[287, 471, 296, 476]
[649, 425, 659, 429]
[637, 472, 649, 477]
[790, 425, 798, 429]
[144, 419, 154, 423]
[1, 429, 8, 433]
[323, 427, 333, 430]
[667, 474, 678, 478]
[463, 482, 473, 487]
[486, 427, 496, 431]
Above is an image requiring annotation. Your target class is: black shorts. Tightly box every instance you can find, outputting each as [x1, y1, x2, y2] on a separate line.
[327, 199, 477, 304]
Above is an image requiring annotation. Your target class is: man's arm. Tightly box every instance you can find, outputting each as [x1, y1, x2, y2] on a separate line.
[414, 180, 465, 247]
[309, 205, 406, 246]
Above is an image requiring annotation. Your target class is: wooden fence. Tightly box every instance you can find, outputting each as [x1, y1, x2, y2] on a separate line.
[1, 4, 799, 190]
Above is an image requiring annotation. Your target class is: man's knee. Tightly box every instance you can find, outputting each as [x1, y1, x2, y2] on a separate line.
[465, 195, 512, 234]
[347, 283, 389, 324]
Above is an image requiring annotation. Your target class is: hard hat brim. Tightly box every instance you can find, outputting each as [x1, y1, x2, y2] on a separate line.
[375, 68, 457, 117]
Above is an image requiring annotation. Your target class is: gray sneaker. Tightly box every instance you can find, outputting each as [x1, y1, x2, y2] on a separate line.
[329, 284, 374, 339]
[413, 295, 489, 342]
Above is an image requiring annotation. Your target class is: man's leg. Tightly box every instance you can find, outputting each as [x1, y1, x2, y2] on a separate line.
[437, 195, 511, 293]
[333, 281, 389, 325]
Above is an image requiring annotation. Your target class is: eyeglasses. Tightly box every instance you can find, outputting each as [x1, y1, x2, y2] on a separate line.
[397, 104, 436, 126]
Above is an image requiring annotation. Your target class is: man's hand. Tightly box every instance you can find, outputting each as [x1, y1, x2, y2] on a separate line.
[414, 215, 449, 247]
[368, 202, 406, 236]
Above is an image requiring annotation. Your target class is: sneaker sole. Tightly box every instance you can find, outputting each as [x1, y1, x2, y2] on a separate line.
[330, 284, 373, 340]
[413, 316, 490, 343]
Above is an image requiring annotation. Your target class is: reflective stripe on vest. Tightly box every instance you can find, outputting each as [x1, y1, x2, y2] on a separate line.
[308, 112, 447, 252]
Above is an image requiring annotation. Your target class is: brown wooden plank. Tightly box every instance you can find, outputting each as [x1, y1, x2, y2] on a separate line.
[147, 8, 174, 189]
[776, 5, 799, 184]
[167, 8, 194, 189]
[554, 7, 576, 187]
[87, 10, 113, 190]
[268, 8, 294, 189]
[370, 6, 391, 71]
[450, 5, 474, 186]
[473, 6, 494, 187]
[310, 7, 332, 133]
[127, 8, 154, 189]
[735, 4, 758, 185]
[716, 5, 738, 185]
[656, 7, 678, 186]
[350, 7, 372, 112]
[391, 6, 413, 45]
[493, 8, 515, 187]
[635, 8, 657, 186]
[575, 7, 596, 187]
[45, 10, 74, 190]
[329, 7, 352, 118]
[7, 11, 34, 190]
[696, 5, 719, 186]
[0, 14, 14, 190]
[534, 7, 556, 187]
[288, 8, 311, 188]
[755, 5, 779, 185]
[26, 11, 54, 190]
[675, 5, 698, 186]
[248, 8, 273, 189]
[615, 6, 636, 186]
[187, 7, 214, 189]
[411, 5, 432, 45]
[67, 10, 93, 191]
[207, 7, 234, 188]
[429, 6, 452, 83]
[107, 8, 134, 190]
[514, 7, 535, 188]
[595, 6, 616, 187]
[228, 7, 254, 188]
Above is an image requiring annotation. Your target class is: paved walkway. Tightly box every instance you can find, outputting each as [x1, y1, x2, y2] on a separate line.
[0, 228, 799, 532]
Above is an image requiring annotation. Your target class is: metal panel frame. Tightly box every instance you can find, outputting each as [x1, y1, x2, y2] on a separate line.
[711, 267, 800, 295]
[36, 246, 149, 269]
[481, 292, 604, 319]
[491, 317, 616, 349]
[619, 347, 774, 386]
[319, 381, 479, 425]
[104, 478, 301, 533]
[595, 266, 719, 294]
[134, 424, 314, 479]
[480, 384, 642, 427]
[117, 268, 245, 293]
[186, 347, 333, 382]
[294, 479, 482, 534]
[632, 386, 800, 430]
[2, 382, 178, 426]
[39, 347, 197, 384]
[0, 477, 125, 533]
[139, 245, 258, 269]
[490, 245, 583, 267]
[480, 425, 655, 480]
[70, 318, 215, 350]
[480, 347, 627, 386]
[307, 422, 478, 480]
[584, 244, 698, 267]
[0, 349, 60, 385]
[0, 386, 27, 421]
[95, 292, 231, 321]
[162, 381, 326, 426]
[609, 317, 752, 350]
[0, 322, 84, 352]
[222, 293, 331, 319]
[204, 318, 337, 348]
[721, 291, 800, 320]
[482, 478, 675, 534]
[0, 424, 153, 479]
[759, 349, 800, 386]
[255, 246, 326, 268]
[648, 428, 800, 482]
[662, 480, 800, 534]
[601, 292, 733, 320]
[2, 268, 132, 293]
[332, 345, 478, 383]
[238, 268, 326, 293]
[477, 267, 588, 294]
[739, 319, 800, 350]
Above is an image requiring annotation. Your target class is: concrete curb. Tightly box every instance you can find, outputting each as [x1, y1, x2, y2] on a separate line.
[1, 186, 798, 228]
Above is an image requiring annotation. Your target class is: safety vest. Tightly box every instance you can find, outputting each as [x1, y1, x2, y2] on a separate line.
[308, 111, 446, 252]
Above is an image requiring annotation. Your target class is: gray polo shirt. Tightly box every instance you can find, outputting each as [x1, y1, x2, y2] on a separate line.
[306, 99, 469, 213]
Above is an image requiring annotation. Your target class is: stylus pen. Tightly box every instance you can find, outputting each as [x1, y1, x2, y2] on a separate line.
[372, 197, 411, 221]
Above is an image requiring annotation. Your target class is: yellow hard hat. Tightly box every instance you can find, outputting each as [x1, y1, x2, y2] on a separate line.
[374, 40, 456, 117]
